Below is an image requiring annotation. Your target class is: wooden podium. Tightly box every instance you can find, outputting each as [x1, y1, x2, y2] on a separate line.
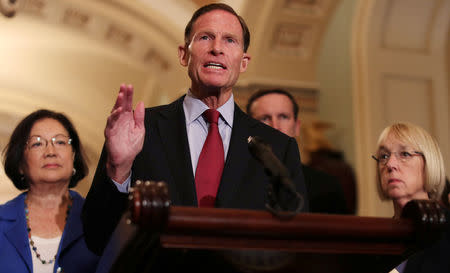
[109, 181, 448, 273]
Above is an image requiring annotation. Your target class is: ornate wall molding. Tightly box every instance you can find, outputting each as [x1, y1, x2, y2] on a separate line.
[282, 0, 327, 17]
[271, 22, 316, 58]
[16, 0, 172, 71]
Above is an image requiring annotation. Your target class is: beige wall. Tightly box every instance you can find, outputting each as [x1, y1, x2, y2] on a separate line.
[317, 0, 356, 167]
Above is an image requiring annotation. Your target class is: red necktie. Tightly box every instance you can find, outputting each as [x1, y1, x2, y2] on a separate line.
[195, 109, 224, 207]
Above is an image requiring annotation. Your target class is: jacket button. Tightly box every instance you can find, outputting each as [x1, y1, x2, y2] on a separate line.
[56, 267, 62, 273]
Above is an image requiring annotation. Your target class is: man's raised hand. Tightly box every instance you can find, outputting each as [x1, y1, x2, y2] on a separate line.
[105, 84, 145, 183]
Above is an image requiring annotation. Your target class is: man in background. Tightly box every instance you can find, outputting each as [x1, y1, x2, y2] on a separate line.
[246, 89, 349, 214]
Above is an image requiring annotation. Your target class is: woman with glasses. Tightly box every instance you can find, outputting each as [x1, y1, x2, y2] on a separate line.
[0, 109, 99, 273]
[373, 122, 446, 219]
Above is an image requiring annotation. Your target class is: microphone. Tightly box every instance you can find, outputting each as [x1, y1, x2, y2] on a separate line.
[248, 136, 291, 183]
[247, 136, 303, 216]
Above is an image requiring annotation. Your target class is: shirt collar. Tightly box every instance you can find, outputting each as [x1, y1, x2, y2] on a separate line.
[183, 90, 234, 127]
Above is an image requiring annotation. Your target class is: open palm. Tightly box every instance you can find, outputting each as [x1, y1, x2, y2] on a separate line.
[104, 84, 145, 182]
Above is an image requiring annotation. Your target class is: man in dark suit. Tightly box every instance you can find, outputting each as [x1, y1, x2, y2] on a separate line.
[82, 3, 308, 258]
[246, 89, 348, 214]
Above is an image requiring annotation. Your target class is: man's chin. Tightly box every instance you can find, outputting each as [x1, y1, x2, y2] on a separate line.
[201, 82, 230, 93]
[202, 79, 227, 88]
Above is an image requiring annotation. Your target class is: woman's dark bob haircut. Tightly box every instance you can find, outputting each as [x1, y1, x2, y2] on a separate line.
[2, 109, 88, 190]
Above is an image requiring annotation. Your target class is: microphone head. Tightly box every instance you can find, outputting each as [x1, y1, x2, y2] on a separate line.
[248, 136, 286, 177]
[248, 136, 272, 160]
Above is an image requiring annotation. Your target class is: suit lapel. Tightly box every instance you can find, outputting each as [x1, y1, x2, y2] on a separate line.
[3, 194, 33, 272]
[156, 97, 197, 206]
[58, 191, 83, 257]
[216, 105, 256, 207]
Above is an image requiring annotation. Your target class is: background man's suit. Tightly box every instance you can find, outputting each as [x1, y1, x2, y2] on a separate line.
[302, 164, 348, 214]
[82, 96, 309, 255]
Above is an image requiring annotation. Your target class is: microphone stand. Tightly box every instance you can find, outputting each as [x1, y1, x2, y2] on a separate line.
[248, 136, 304, 219]
[265, 175, 304, 220]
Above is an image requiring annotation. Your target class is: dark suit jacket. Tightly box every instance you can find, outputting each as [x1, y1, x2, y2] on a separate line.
[402, 211, 450, 273]
[302, 164, 348, 214]
[82, 96, 308, 255]
[0, 191, 99, 273]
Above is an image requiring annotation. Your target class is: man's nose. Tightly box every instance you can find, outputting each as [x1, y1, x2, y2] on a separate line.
[272, 119, 281, 130]
[210, 39, 223, 55]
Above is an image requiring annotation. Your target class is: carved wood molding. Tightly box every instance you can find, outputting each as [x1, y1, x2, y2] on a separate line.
[128, 181, 449, 254]
[112, 181, 449, 273]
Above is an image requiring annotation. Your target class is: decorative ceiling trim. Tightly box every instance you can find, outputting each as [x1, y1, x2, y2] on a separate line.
[282, 0, 327, 18]
[247, 0, 337, 65]
[271, 22, 317, 59]
[15, 0, 176, 72]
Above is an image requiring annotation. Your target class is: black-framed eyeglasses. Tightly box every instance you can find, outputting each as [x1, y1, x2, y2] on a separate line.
[372, 150, 423, 165]
[26, 134, 72, 151]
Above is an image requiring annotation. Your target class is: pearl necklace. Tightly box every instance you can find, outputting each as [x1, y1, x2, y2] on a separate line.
[24, 194, 72, 265]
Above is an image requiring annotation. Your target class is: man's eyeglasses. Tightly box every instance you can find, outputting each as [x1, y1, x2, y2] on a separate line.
[372, 150, 423, 165]
[26, 134, 72, 151]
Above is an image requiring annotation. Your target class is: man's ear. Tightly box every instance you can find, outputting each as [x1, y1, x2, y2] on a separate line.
[178, 44, 189, 67]
[240, 53, 251, 72]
